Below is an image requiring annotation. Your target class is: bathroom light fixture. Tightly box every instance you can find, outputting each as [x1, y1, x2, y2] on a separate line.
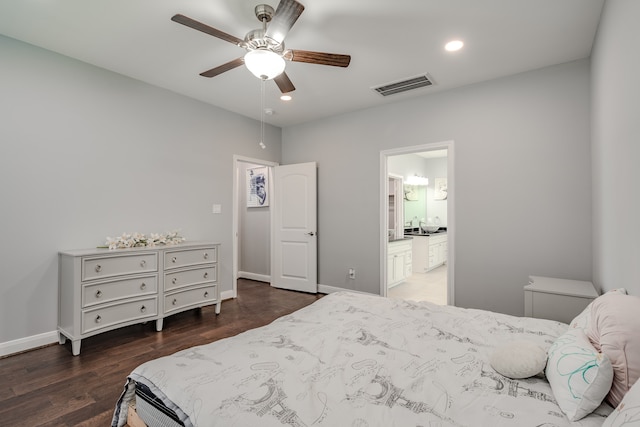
[405, 174, 428, 186]
[244, 49, 286, 80]
[280, 94, 292, 101]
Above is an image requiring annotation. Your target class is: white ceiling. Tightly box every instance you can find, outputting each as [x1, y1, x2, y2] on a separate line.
[0, 0, 605, 128]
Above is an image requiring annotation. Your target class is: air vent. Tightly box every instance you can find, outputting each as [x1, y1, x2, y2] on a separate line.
[372, 74, 435, 97]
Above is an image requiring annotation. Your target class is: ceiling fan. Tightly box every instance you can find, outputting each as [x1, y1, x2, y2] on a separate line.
[171, 0, 351, 94]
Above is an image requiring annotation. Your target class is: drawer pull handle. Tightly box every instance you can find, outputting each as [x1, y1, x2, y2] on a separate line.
[172, 298, 177, 305]
[140, 260, 146, 268]
[204, 272, 209, 279]
[172, 278, 177, 285]
[140, 283, 146, 290]
[204, 291, 209, 297]
[140, 305, 146, 313]
[203, 252, 209, 259]
[95, 315, 102, 323]
[95, 265, 102, 273]
[172, 256, 177, 263]
[95, 290, 102, 298]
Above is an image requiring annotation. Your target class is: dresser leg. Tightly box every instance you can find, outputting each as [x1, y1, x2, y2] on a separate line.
[58, 332, 67, 345]
[156, 319, 163, 332]
[215, 301, 221, 315]
[71, 340, 81, 356]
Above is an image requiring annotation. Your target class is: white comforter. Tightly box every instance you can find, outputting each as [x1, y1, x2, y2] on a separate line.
[113, 291, 612, 427]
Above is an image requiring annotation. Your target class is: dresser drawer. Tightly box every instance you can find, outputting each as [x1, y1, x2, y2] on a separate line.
[164, 266, 216, 292]
[82, 253, 157, 281]
[164, 285, 217, 314]
[164, 247, 216, 270]
[82, 275, 157, 308]
[82, 297, 157, 334]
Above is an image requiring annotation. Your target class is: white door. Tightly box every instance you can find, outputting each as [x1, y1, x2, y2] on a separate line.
[271, 162, 317, 293]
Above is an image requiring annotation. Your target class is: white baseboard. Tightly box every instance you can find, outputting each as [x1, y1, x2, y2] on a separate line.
[0, 330, 58, 358]
[237, 271, 271, 283]
[318, 284, 374, 296]
[220, 289, 235, 300]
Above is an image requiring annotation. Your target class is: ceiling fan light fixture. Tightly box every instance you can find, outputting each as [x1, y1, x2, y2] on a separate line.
[445, 40, 464, 52]
[244, 49, 286, 80]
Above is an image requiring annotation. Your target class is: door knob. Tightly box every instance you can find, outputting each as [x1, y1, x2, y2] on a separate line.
[306, 231, 316, 236]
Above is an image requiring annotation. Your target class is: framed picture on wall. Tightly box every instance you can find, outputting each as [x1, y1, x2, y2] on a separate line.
[434, 178, 448, 200]
[404, 185, 419, 201]
[247, 166, 269, 207]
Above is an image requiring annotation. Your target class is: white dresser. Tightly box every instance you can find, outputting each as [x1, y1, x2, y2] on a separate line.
[524, 275, 598, 324]
[58, 241, 220, 355]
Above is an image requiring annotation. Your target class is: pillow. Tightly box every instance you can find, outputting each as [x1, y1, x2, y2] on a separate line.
[603, 379, 640, 426]
[585, 293, 640, 408]
[546, 327, 614, 421]
[569, 288, 627, 330]
[490, 340, 547, 379]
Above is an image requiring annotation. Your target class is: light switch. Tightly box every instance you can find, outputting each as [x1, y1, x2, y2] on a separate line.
[212, 204, 221, 214]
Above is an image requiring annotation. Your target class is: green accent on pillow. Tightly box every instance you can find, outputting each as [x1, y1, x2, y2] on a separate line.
[546, 328, 613, 421]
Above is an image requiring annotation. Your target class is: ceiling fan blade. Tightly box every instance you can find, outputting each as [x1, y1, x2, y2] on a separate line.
[274, 72, 296, 93]
[264, 0, 305, 45]
[284, 50, 351, 68]
[171, 14, 244, 46]
[199, 57, 245, 78]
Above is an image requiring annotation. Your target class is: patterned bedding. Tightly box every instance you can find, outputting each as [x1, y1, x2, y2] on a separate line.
[112, 291, 612, 427]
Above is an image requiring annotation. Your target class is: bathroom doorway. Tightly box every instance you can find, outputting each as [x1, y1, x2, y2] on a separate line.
[380, 141, 454, 305]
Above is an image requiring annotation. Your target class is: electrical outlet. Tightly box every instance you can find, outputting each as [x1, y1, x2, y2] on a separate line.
[348, 268, 356, 279]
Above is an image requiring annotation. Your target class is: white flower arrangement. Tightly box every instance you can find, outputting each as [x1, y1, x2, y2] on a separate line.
[101, 231, 186, 250]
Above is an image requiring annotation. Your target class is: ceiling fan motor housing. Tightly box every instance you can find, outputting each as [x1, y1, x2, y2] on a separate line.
[245, 28, 285, 52]
[254, 4, 274, 23]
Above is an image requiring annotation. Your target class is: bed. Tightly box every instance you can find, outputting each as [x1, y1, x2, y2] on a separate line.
[112, 289, 640, 427]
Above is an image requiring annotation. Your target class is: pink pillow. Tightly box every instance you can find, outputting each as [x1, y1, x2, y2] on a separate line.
[585, 293, 640, 407]
[570, 288, 627, 330]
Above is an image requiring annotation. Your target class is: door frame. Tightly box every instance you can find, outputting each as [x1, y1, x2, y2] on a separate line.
[379, 140, 455, 305]
[232, 155, 279, 299]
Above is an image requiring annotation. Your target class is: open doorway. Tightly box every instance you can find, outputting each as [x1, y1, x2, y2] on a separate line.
[379, 141, 455, 305]
[232, 155, 278, 299]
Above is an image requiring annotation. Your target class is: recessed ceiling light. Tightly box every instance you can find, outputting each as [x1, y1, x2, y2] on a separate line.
[445, 40, 464, 52]
[280, 95, 292, 101]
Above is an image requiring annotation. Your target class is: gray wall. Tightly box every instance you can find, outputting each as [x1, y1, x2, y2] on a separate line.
[591, 0, 640, 295]
[282, 59, 592, 316]
[0, 35, 281, 345]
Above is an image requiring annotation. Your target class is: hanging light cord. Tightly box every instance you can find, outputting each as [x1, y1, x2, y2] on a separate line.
[259, 79, 266, 149]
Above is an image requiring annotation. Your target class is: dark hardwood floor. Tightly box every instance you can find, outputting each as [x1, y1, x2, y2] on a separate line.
[0, 280, 322, 426]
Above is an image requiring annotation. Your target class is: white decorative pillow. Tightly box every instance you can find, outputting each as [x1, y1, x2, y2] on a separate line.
[603, 379, 640, 426]
[546, 327, 614, 421]
[490, 340, 547, 379]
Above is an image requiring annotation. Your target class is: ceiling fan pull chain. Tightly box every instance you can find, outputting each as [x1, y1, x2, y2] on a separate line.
[260, 79, 266, 149]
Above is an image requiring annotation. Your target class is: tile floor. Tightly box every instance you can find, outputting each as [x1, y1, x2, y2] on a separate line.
[387, 264, 448, 305]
